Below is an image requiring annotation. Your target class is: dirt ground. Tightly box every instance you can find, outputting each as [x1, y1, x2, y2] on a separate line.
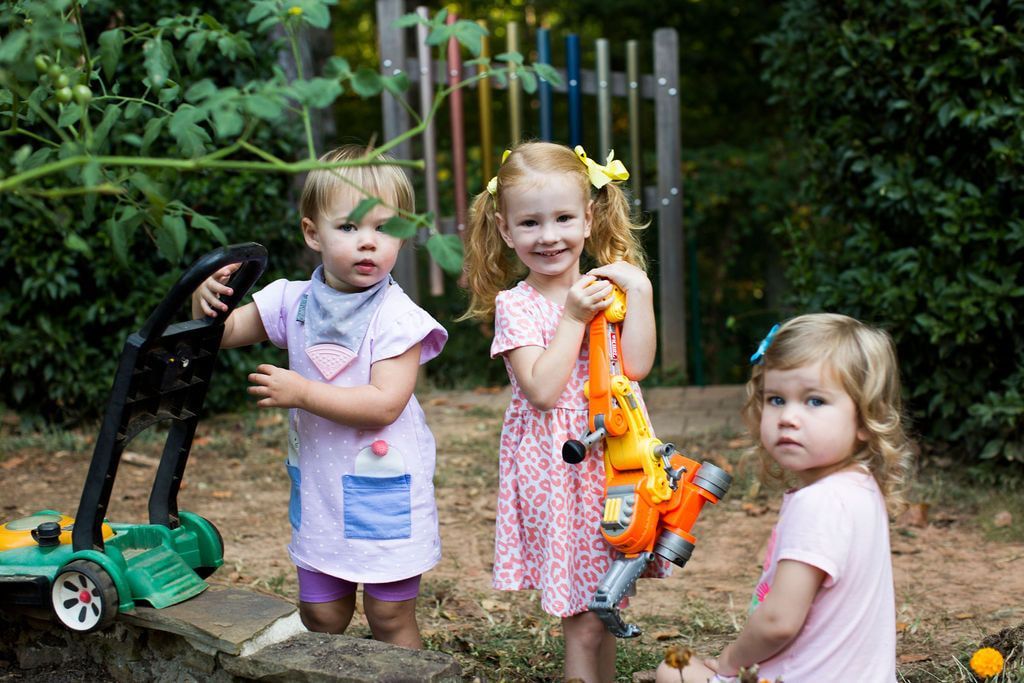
[2, 386, 1023, 681]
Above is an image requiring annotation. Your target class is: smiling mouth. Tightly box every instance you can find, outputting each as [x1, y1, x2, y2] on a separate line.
[535, 249, 566, 257]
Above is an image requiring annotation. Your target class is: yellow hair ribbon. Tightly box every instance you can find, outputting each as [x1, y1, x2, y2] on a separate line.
[574, 145, 629, 189]
[486, 149, 512, 197]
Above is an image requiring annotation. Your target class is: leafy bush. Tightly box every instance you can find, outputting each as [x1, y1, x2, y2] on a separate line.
[761, 0, 1024, 463]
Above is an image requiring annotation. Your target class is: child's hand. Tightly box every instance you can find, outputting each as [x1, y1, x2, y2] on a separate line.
[248, 364, 308, 409]
[588, 261, 652, 295]
[192, 263, 241, 319]
[564, 274, 614, 324]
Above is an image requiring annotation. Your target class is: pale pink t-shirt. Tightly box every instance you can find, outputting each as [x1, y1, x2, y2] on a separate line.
[752, 469, 897, 682]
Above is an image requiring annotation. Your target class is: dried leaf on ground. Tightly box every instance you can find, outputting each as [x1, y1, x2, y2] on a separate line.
[898, 502, 930, 528]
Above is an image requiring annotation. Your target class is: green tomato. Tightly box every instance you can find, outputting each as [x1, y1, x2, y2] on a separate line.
[55, 86, 73, 104]
[34, 55, 50, 74]
[72, 85, 92, 105]
[47, 63, 62, 80]
[54, 73, 69, 89]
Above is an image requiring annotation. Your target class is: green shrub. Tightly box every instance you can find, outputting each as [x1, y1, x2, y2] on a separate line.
[761, 0, 1024, 463]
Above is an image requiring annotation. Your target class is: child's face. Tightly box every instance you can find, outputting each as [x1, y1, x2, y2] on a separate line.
[496, 173, 592, 282]
[760, 360, 868, 486]
[301, 190, 402, 293]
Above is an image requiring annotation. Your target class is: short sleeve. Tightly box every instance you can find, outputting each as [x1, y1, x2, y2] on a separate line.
[252, 278, 290, 349]
[490, 288, 545, 358]
[371, 305, 448, 365]
[774, 485, 853, 587]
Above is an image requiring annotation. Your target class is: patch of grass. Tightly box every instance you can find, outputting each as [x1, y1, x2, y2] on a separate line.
[910, 466, 1024, 543]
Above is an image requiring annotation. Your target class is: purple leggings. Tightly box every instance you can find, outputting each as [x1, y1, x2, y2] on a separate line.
[296, 567, 421, 603]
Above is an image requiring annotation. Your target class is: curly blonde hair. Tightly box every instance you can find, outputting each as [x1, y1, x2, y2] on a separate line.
[741, 313, 915, 514]
[460, 141, 647, 321]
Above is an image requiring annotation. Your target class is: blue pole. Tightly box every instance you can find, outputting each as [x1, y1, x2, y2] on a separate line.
[566, 33, 582, 148]
[537, 28, 553, 141]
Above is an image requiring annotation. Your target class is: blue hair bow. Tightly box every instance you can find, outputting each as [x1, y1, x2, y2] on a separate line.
[749, 323, 780, 365]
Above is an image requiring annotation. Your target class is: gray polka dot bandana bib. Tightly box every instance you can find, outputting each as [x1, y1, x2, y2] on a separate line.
[298, 265, 391, 380]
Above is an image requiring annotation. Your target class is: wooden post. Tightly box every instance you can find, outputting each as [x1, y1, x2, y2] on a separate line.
[596, 38, 612, 161]
[478, 21, 494, 182]
[566, 33, 582, 148]
[653, 28, 685, 376]
[375, 0, 417, 297]
[537, 27, 553, 142]
[447, 13, 468, 237]
[626, 39, 642, 215]
[416, 7, 443, 296]
[506, 21, 522, 144]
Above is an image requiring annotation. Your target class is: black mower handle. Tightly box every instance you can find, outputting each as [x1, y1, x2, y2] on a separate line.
[136, 242, 268, 344]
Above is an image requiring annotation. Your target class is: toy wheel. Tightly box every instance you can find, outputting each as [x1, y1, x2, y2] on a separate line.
[51, 560, 118, 632]
[194, 518, 224, 579]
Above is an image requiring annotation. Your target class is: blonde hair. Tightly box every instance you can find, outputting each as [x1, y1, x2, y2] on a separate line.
[741, 313, 914, 513]
[299, 144, 415, 221]
[460, 141, 647, 321]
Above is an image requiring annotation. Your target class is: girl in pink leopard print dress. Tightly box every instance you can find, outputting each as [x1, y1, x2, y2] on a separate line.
[461, 142, 663, 683]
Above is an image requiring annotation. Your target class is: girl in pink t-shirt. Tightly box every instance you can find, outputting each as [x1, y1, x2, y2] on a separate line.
[461, 142, 658, 683]
[657, 313, 914, 683]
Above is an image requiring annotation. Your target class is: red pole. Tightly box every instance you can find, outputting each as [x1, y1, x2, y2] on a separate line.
[447, 13, 468, 238]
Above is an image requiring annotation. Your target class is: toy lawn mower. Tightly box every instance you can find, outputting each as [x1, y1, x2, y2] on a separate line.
[0, 243, 266, 632]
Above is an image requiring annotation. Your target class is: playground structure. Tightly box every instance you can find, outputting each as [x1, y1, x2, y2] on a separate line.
[373, 0, 688, 376]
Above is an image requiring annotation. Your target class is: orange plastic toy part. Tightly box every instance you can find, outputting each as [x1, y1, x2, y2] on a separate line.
[565, 284, 732, 638]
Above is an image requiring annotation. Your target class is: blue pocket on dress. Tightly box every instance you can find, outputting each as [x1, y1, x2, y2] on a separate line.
[286, 464, 301, 530]
[342, 474, 412, 540]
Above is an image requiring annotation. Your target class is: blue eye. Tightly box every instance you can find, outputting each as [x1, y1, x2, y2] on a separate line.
[808, 397, 825, 407]
[339, 223, 356, 232]
[767, 396, 784, 407]
[557, 214, 572, 222]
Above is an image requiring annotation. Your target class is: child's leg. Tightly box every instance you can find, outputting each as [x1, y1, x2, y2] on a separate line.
[362, 575, 423, 650]
[296, 567, 357, 634]
[563, 611, 616, 683]
[655, 659, 715, 683]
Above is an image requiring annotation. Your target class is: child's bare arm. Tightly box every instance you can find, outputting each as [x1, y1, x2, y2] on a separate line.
[711, 560, 825, 676]
[588, 261, 655, 380]
[191, 264, 268, 348]
[247, 343, 421, 429]
[506, 276, 612, 410]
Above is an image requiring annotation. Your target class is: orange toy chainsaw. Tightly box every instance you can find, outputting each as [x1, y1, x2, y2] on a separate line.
[562, 285, 732, 638]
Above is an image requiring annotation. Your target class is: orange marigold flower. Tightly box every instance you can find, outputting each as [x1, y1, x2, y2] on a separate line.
[663, 645, 693, 670]
[970, 647, 1004, 679]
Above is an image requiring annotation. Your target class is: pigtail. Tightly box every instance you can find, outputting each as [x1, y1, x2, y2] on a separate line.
[459, 190, 520, 321]
[587, 182, 648, 270]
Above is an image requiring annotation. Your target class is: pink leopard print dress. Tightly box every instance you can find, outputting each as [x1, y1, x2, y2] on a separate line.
[489, 281, 666, 617]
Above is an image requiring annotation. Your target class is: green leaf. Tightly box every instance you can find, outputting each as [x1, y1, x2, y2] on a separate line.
[453, 21, 488, 57]
[351, 67, 382, 98]
[381, 215, 418, 239]
[185, 78, 218, 103]
[533, 62, 562, 87]
[190, 211, 227, 244]
[98, 29, 124, 81]
[94, 105, 122, 147]
[106, 216, 128, 265]
[303, 2, 331, 29]
[143, 36, 170, 89]
[426, 234, 464, 274]
[290, 78, 343, 108]
[64, 233, 93, 258]
[245, 1, 276, 25]
[347, 197, 380, 223]
[184, 31, 208, 71]
[517, 68, 538, 94]
[158, 214, 188, 262]
[57, 105, 82, 128]
[393, 13, 423, 29]
[323, 56, 351, 79]
[494, 51, 524, 66]
[244, 94, 284, 120]
[381, 72, 410, 96]
[125, 101, 143, 120]
[81, 161, 102, 188]
[141, 116, 166, 153]
[168, 105, 211, 157]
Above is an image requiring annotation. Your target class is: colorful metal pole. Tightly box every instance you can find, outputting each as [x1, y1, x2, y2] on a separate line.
[416, 7, 443, 296]
[506, 21, 522, 144]
[478, 21, 494, 183]
[626, 39, 642, 213]
[537, 27, 553, 141]
[566, 33, 582, 148]
[596, 38, 612, 160]
[447, 13, 468, 236]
